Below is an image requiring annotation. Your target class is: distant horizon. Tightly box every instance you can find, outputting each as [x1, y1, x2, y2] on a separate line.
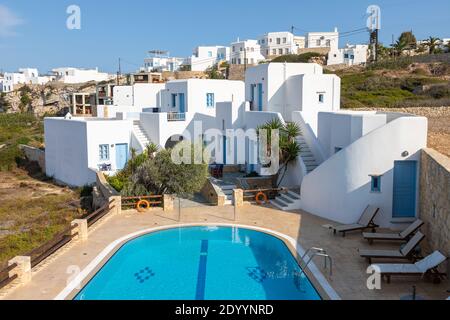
[1, 0, 449, 74]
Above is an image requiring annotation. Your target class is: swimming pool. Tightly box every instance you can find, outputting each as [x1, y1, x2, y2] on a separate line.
[74, 226, 321, 300]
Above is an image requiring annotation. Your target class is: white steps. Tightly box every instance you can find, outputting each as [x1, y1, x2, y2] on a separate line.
[133, 121, 150, 149]
[220, 184, 236, 206]
[271, 191, 302, 211]
[297, 136, 319, 174]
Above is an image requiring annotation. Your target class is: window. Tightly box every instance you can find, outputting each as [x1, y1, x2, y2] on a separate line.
[335, 147, 343, 154]
[99, 144, 109, 161]
[206, 93, 215, 107]
[272, 49, 276, 55]
[371, 176, 382, 193]
[266, 49, 269, 55]
[279, 49, 283, 55]
[344, 53, 349, 59]
[208, 51, 213, 57]
[318, 93, 324, 103]
[232, 46, 235, 52]
[283, 37, 287, 43]
[285, 48, 290, 54]
[261, 39, 265, 44]
[326, 40, 331, 46]
[171, 94, 177, 107]
[276, 38, 281, 44]
[316, 39, 321, 46]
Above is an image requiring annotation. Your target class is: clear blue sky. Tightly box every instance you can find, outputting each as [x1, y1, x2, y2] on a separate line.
[1, 0, 449, 74]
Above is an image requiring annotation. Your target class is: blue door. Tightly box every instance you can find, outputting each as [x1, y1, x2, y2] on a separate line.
[392, 161, 417, 218]
[257, 83, 263, 111]
[115, 143, 128, 170]
[179, 93, 185, 113]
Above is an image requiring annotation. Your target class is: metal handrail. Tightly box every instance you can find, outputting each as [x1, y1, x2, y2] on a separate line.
[167, 112, 186, 122]
[300, 247, 333, 277]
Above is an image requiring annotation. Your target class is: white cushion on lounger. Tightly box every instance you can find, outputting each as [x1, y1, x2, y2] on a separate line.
[415, 251, 446, 273]
[372, 251, 447, 274]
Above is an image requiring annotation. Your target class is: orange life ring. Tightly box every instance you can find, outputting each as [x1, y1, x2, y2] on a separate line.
[255, 192, 268, 205]
[136, 200, 150, 212]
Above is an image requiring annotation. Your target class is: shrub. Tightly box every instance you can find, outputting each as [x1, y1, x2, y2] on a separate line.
[79, 185, 93, 197]
[271, 52, 324, 63]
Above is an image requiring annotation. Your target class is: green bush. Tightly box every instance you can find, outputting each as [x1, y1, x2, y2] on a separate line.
[79, 185, 93, 197]
[271, 52, 324, 63]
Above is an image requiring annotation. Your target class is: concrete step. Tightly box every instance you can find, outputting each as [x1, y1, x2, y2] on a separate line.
[279, 194, 294, 204]
[287, 191, 301, 200]
[270, 199, 289, 210]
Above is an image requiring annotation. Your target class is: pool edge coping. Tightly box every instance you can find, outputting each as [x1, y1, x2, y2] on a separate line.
[54, 223, 341, 301]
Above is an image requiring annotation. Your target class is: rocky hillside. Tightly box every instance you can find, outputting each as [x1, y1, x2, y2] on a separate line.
[0, 80, 118, 116]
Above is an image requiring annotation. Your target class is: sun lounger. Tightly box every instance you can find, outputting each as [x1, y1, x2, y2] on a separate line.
[332, 206, 380, 237]
[371, 251, 447, 284]
[359, 232, 425, 264]
[363, 220, 424, 244]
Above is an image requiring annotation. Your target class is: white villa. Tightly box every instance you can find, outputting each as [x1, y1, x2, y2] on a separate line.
[142, 56, 186, 73]
[188, 46, 230, 71]
[230, 39, 266, 65]
[258, 31, 300, 58]
[328, 44, 369, 66]
[44, 62, 427, 230]
[305, 29, 339, 50]
[52, 67, 111, 84]
[0, 68, 53, 92]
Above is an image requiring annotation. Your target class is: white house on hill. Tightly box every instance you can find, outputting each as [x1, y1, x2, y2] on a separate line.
[52, 67, 111, 84]
[0, 68, 53, 92]
[230, 39, 266, 66]
[188, 46, 230, 71]
[328, 44, 369, 66]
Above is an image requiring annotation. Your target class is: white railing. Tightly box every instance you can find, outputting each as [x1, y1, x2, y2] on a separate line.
[167, 112, 186, 122]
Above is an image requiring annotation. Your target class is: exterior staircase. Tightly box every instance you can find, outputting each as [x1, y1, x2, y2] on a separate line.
[219, 184, 236, 206]
[270, 190, 302, 211]
[133, 121, 150, 149]
[297, 136, 319, 174]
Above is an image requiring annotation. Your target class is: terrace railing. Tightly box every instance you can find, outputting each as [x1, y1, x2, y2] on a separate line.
[0, 263, 18, 290]
[167, 112, 186, 122]
[242, 188, 286, 203]
[121, 195, 163, 210]
[82, 201, 115, 227]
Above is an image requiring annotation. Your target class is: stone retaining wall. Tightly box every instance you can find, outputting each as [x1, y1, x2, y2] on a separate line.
[419, 148, 450, 273]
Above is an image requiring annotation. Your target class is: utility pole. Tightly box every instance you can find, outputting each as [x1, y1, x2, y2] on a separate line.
[367, 5, 381, 62]
[116, 58, 121, 86]
[291, 25, 295, 34]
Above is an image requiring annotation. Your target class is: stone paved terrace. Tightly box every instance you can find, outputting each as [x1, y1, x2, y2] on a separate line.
[1, 205, 448, 300]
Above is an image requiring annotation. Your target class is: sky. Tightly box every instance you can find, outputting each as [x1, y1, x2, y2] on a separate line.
[0, 0, 449, 74]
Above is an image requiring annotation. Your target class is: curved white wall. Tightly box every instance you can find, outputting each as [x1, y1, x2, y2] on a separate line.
[300, 116, 428, 228]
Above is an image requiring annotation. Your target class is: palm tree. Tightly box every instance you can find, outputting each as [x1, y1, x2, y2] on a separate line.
[425, 36, 441, 54]
[257, 119, 302, 187]
[146, 142, 159, 159]
[393, 39, 408, 57]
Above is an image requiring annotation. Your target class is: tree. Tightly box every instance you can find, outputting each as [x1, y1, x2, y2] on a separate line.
[118, 142, 208, 196]
[257, 119, 302, 187]
[425, 36, 441, 54]
[205, 64, 225, 79]
[393, 39, 408, 57]
[398, 31, 417, 50]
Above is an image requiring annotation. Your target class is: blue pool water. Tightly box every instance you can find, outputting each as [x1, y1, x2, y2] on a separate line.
[75, 226, 321, 300]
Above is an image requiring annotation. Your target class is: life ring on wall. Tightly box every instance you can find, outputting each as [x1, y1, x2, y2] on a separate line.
[136, 200, 150, 212]
[255, 192, 268, 205]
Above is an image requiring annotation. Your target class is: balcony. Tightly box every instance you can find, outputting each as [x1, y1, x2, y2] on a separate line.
[167, 112, 186, 122]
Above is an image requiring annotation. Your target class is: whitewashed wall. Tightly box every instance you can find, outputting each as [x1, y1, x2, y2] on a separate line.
[300, 115, 428, 228]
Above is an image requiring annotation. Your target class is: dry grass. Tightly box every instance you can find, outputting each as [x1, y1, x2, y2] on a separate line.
[0, 169, 82, 268]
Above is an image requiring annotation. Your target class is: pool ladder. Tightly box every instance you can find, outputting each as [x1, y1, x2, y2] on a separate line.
[300, 247, 333, 277]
